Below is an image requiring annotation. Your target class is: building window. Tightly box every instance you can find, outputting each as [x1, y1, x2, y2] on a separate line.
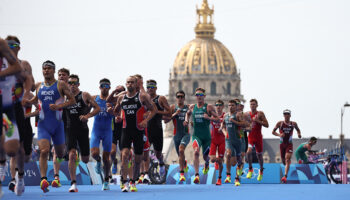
[210, 81, 216, 95]
[193, 81, 198, 94]
[178, 82, 182, 91]
[227, 82, 231, 95]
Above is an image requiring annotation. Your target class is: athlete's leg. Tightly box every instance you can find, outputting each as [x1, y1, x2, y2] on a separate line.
[179, 144, 186, 171]
[255, 137, 264, 170]
[110, 143, 118, 172]
[53, 150, 60, 179]
[38, 139, 50, 178]
[68, 148, 78, 182]
[202, 139, 211, 169]
[284, 152, 292, 177]
[10, 156, 17, 180]
[16, 143, 25, 179]
[102, 151, 111, 182]
[192, 137, 201, 174]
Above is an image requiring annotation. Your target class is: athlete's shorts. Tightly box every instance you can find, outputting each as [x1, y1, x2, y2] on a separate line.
[38, 120, 65, 145]
[67, 127, 90, 156]
[295, 151, 308, 163]
[148, 126, 163, 152]
[226, 139, 241, 157]
[280, 143, 293, 164]
[90, 128, 112, 152]
[173, 134, 190, 155]
[192, 135, 211, 156]
[209, 139, 225, 158]
[14, 102, 33, 155]
[113, 122, 122, 150]
[248, 133, 263, 153]
[3, 106, 20, 142]
[121, 128, 144, 155]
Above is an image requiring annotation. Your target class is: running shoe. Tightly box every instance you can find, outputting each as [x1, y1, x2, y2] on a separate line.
[102, 181, 110, 190]
[193, 175, 200, 184]
[281, 176, 287, 184]
[56, 157, 64, 164]
[184, 160, 189, 173]
[40, 179, 50, 193]
[257, 169, 263, 181]
[112, 163, 118, 174]
[15, 178, 25, 196]
[236, 166, 243, 177]
[120, 181, 125, 190]
[234, 178, 241, 186]
[121, 182, 129, 192]
[214, 162, 219, 170]
[95, 161, 102, 174]
[69, 183, 78, 192]
[137, 174, 144, 184]
[130, 183, 137, 192]
[179, 173, 186, 182]
[224, 175, 231, 183]
[8, 179, 15, 192]
[159, 165, 166, 177]
[51, 178, 61, 188]
[216, 178, 222, 186]
[202, 165, 209, 175]
[143, 174, 150, 184]
[0, 162, 8, 182]
[246, 169, 253, 179]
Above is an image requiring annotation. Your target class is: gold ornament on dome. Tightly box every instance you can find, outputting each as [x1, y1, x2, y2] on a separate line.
[172, 0, 237, 76]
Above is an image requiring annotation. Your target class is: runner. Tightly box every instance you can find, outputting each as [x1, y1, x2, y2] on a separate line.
[222, 100, 247, 186]
[184, 88, 219, 184]
[295, 137, 318, 164]
[23, 60, 75, 193]
[235, 99, 248, 173]
[146, 79, 171, 176]
[5, 36, 35, 196]
[0, 37, 22, 198]
[272, 109, 301, 183]
[246, 99, 269, 181]
[164, 90, 190, 182]
[209, 100, 225, 185]
[114, 76, 156, 192]
[65, 74, 100, 192]
[90, 78, 114, 190]
[51, 67, 70, 188]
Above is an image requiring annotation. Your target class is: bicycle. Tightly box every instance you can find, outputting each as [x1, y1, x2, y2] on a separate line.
[148, 150, 169, 184]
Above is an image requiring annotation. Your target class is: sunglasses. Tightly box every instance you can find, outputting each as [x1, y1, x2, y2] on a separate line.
[68, 81, 79, 85]
[8, 44, 19, 49]
[176, 95, 185, 99]
[215, 104, 223, 106]
[147, 86, 156, 89]
[100, 84, 110, 89]
[195, 93, 205, 97]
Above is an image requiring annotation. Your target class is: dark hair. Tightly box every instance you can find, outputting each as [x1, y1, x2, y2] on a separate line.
[69, 74, 79, 83]
[310, 137, 317, 142]
[216, 99, 224, 105]
[99, 78, 111, 84]
[134, 74, 143, 80]
[176, 90, 185, 97]
[58, 68, 70, 76]
[195, 87, 205, 93]
[229, 99, 237, 104]
[250, 99, 258, 104]
[5, 35, 20, 44]
[146, 79, 157, 85]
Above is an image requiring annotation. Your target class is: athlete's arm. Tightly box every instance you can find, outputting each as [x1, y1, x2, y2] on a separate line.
[294, 122, 302, 138]
[184, 104, 194, 126]
[51, 81, 76, 110]
[106, 86, 124, 104]
[164, 104, 175, 123]
[205, 104, 220, 122]
[21, 61, 35, 105]
[158, 96, 172, 117]
[23, 82, 41, 106]
[255, 111, 269, 128]
[80, 92, 101, 122]
[139, 93, 156, 128]
[272, 121, 283, 137]
[0, 39, 21, 77]
[221, 114, 228, 138]
[113, 95, 123, 116]
[236, 112, 249, 127]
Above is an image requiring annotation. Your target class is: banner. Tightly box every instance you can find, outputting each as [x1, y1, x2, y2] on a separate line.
[166, 164, 215, 184]
[2, 161, 91, 186]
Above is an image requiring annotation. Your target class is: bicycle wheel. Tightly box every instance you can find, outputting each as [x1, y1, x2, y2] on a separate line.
[329, 161, 342, 184]
[148, 163, 168, 184]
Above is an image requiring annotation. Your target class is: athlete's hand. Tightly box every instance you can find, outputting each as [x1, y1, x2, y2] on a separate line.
[115, 116, 122, 123]
[203, 113, 210, 120]
[174, 109, 181, 116]
[280, 133, 285, 138]
[79, 115, 89, 122]
[183, 120, 189, 126]
[49, 104, 60, 111]
[298, 133, 302, 138]
[139, 120, 148, 129]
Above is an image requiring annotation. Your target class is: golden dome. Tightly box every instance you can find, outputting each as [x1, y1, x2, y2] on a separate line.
[172, 0, 237, 76]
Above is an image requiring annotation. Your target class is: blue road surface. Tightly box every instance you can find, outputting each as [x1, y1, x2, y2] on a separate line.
[2, 184, 350, 200]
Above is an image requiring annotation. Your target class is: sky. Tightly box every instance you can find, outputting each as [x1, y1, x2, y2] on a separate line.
[1, 0, 349, 139]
